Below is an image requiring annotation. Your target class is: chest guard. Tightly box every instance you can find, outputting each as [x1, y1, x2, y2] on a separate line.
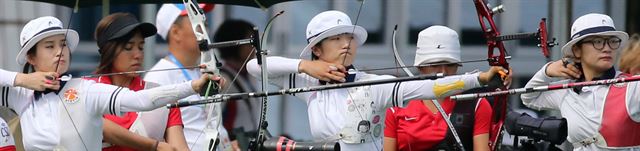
[337, 86, 383, 144]
[56, 79, 102, 150]
[433, 99, 478, 151]
[595, 73, 640, 149]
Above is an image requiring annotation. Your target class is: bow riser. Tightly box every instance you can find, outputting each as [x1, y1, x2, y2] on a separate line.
[183, 0, 220, 76]
[473, 0, 509, 150]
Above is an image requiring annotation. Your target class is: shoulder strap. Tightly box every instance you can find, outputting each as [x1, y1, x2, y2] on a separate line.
[433, 99, 478, 151]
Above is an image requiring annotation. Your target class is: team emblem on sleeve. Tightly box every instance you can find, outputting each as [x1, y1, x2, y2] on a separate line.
[64, 88, 79, 103]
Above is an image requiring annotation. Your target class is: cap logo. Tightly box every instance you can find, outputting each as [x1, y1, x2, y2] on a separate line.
[602, 19, 606, 25]
[49, 21, 53, 26]
[337, 19, 343, 25]
[437, 45, 444, 49]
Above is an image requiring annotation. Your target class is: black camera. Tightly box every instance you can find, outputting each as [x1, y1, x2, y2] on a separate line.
[504, 111, 568, 144]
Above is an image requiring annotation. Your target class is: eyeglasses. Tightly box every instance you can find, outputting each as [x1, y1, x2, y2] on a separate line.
[579, 37, 622, 50]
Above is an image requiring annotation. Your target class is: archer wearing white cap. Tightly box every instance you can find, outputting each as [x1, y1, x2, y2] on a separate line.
[0, 16, 224, 150]
[145, 4, 236, 151]
[384, 26, 493, 151]
[246, 10, 509, 151]
[521, 13, 640, 150]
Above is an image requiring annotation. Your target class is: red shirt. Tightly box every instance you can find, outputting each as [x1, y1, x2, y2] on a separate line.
[0, 146, 15, 151]
[87, 76, 183, 151]
[384, 97, 492, 150]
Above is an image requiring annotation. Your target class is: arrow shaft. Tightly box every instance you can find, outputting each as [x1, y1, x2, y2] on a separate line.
[360, 56, 511, 72]
[168, 73, 445, 108]
[452, 75, 640, 100]
[79, 66, 202, 79]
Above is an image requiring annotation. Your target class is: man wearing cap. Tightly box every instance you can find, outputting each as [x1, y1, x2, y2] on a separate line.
[145, 4, 234, 151]
[521, 13, 640, 150]
[384, 26, 492, 151]
[246, 10, 508, 150]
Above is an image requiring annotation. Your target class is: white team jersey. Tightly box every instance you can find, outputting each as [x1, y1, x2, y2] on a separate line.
[145, 58, 231, 151]
[0, 117, 15, 150]
[521, 63, 640, 151]
[246, 57, 482, 151]
[0, 72, 194, 150]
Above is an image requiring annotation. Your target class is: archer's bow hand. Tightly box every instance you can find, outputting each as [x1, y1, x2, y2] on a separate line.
[545, 59, 582, 80]
[478, 66, 512, 88]
[192, 73, 226, 94]
[299, 60, 347, 83]
[15, 71, 60, 91]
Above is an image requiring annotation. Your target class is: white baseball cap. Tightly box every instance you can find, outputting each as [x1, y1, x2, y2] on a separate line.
[414, 25, 461, 66]
[17, 16, 79, 66]
[156, 3, 214, 40]
[561, 13, 628, 58]
[300, 10, 368, 58]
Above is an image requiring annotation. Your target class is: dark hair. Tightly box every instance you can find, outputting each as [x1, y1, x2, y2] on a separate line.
[22, 47, 37, 73]
[213, 19, 255, 60]
[310, 39, 325, 60]
[94, 13, 140, 74]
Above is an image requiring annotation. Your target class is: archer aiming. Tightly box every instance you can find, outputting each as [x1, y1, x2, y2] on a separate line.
[521, 13, 640, 150]
[246, 10, 511, 151]
[0, 16, 224, 150]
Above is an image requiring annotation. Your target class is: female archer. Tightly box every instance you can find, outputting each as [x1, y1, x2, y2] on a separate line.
[246, 10, 510, 150]
[521, 13, 640, 150]
[0, 16, 223, 150]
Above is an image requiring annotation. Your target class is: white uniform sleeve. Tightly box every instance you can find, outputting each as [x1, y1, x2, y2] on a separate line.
[0, 69, 29, 111]
[0, 69, 18, 87]
[247, 57, 317, 100]
[520, 63, 569, 110]
[247, 56, 301, 80]
[83, 81, 196, 115]
[1, 87, 30, 112]
[372, 72, 482, 108]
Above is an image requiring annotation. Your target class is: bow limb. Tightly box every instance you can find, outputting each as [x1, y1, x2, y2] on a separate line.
[473, 0, 509, 150]
[181, 0, 227, 150]
[391, 25, 414, 77]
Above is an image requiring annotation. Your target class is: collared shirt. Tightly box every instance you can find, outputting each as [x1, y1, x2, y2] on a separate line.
[246, 56, 482, 151]
[521, 63, 640, 151]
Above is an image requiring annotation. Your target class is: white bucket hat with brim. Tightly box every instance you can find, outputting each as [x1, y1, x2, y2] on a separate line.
[17, 16, 79, 66]
[414, 25, 461, 66]
[561, 13, 628, 58]
[300, 10, 368, 58]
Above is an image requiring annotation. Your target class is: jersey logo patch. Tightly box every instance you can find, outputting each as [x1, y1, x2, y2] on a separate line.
[64, 88, 79, 103]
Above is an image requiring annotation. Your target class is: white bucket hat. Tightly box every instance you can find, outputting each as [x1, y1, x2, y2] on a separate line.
[17, 16, 79, 66]
[414, 25, 461, 66]
[300, 10, 368, 58]
[561, 13, 629, 58]
[156, 3, 214, 40]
